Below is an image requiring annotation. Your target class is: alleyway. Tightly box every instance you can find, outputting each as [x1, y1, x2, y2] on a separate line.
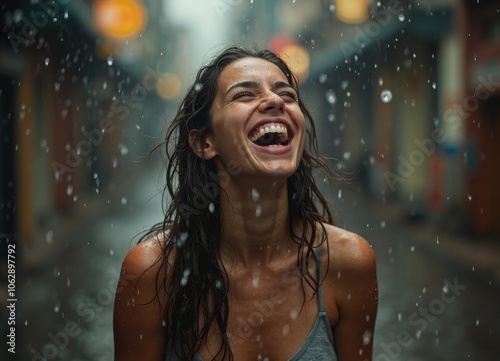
[15, 169, 500, 361]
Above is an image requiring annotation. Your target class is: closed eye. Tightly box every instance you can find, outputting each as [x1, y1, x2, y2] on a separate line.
[280, 91, 298, 102]
[233, 91, 254, 100]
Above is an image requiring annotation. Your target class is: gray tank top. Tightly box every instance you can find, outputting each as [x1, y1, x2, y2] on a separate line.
[164, 247, 337, 360]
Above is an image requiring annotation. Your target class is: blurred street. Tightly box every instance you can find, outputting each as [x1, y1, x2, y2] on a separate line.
[14, 169, 500, 361]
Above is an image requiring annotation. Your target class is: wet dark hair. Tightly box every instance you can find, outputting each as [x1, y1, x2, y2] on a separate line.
[141, 46, 336, 360]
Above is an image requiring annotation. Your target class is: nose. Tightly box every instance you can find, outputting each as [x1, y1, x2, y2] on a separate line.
[258, 90, 285, 113]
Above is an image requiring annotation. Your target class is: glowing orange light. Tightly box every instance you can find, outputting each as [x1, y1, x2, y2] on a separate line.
[93, 0, 147, 41]
[335, 0, 369, 24]
[156, 74, 182, 100]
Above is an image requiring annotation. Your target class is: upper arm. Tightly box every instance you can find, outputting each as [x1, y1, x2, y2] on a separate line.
[331, 232, 378, 361]
[113, 238, 168, 361]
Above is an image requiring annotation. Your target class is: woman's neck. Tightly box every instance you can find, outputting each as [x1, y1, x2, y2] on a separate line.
[218, 177, 295, 269]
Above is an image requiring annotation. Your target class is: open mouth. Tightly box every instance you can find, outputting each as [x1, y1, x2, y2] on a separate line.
[249, 123, 291, 148]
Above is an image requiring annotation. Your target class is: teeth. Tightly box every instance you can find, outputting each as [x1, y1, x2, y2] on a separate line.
[250, 124, 288, 142]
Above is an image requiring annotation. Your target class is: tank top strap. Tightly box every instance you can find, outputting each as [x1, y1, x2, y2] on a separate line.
[315, 244, 326, 312]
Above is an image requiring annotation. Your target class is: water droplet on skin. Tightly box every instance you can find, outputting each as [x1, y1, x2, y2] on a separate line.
[282, 325, 290, 335]
[255, 205, 262, 218]
[380, 90, 392, 103]
[251, 188, 260, 201]
[290, 309, 298, 319]
[362, 330, 372, 345]
[252, 277, 260, 287]
[208, 202, 215, 213]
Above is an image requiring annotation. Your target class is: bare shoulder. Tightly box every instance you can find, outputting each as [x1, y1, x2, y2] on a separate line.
[322, 223, 376, 275]
[120, 235, 166, 281]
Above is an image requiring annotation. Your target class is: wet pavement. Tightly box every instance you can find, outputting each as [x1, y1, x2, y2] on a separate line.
[12, 169, 500, 361]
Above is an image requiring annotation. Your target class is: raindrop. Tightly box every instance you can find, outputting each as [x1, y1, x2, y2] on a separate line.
[46, 230, 53, 244]
[251, 188, 260, 201]
[378, 78, 383, 86]
[194, 83, 203, 92]
[66, 185, 73, 195]
[215, 280, 222, 289]
[177, 232, 189, 247]
[54, 305, 60, 313]
[380, 90, 392, 103]
[415, 329, 422, 339]
[475, 319, 480, 326]
[319, 73, 328, 83]
[180, 268, 191, 286]
[338, 189, 342, 199]
[380, 221, 386, 229]
[112, 157, 118, 168]
[290, 309, 298, 319]
[208, 202, 215, 213]
[54, 83, 61, 92]
[119, 144, 129, 156]
[328, 113, 335, 122]
[398, 313, 403, 321]
[410, 245, 415, 252]
[110, 249, 114, 256]
[467, 194, 472, 201]
[442, 283, 449, 294]
[252, 277, 260, 287]
[121, 197, 127, 205]
[282, 325, 290, 335]
[64, 11, 68, 19]
[341, 80, 349, 89]
[362, 330, 372, 345]
[66, 278, 71, 287]
[398, 13, 405, 21]
[255, 205, 262, 218]
[107, 56, 114, 66]
[343, 152, 351, 160]
[325, 90, 336, 104]
[432, 82, 437, 89]
[44, 58, 50, 66]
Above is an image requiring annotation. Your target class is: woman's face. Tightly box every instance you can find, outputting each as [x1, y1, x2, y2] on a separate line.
[206, 57, 306, 181]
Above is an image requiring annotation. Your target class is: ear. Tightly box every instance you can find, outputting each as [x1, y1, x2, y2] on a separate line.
[188, 129, 218, 160]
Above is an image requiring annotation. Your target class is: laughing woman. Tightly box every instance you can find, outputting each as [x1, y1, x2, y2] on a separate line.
[113, 46, 378, 361]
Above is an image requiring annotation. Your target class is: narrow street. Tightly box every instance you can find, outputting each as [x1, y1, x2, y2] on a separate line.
[16, 171, 500, 361]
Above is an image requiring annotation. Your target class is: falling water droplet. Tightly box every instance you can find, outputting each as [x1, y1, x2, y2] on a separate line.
[107, 56, 114, 66]
[398, 13, 405, 21]
[46, 230, 53, 244]
[362, 330, 372, 345]
[325, 90, 336, 104]
[380, 90, 392, 103]
[44, 58, 50, 66]
[121, 197, 127, 205]
[319, 73, 328, 83]
[251, 188, 260, 201]
[208, 202, 215, 213]
[255, 205, 262, 218]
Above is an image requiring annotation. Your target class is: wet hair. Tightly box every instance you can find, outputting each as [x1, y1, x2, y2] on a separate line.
[140, 46, 336, 360]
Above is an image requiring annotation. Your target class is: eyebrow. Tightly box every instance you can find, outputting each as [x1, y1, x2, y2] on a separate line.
[224, 80, 296, 98]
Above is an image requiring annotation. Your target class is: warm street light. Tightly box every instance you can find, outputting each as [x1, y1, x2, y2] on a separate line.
[268, 34, 310, 82]
[335, 0, 369, 23]
[92, 0, 148, 41]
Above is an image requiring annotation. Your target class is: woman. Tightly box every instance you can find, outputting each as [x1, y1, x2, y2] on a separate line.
[113, 46, 378, 361]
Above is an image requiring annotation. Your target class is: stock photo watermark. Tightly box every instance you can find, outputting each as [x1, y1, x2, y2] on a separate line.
[29, 267, 133, 361]
[384, 74, 500, 191]
[375, 277, 468, 361]
[50, 62, 169, 181]
[340, 0, 402, 58]
[7, 0, 70, 53]
[3, 233, 17, 355]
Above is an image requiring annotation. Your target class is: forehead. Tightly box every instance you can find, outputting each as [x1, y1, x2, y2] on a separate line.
[217, 57, 289, 89]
